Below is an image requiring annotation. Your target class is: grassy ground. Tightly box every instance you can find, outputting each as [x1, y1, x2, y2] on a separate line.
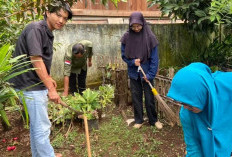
[0, 107, 185, 157]
[50, 107, 185, 157]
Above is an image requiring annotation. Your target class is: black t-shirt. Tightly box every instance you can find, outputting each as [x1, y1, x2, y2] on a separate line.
[10, 20, 54, 91]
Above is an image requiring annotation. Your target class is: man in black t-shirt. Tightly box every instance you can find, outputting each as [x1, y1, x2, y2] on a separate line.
[10, 1, 72, 157]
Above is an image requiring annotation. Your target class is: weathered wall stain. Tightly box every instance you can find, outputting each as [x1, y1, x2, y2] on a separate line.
[52, 24, 209, 88]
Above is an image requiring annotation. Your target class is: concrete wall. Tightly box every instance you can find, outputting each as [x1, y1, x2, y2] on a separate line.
[51, 24, 209, 88]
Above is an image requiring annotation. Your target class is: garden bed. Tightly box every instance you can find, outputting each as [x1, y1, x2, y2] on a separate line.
[0, 107, 185, 157]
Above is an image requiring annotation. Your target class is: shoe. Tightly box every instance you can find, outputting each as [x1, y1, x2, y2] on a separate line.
[55, 153, 62, 157]
[133, 123, 143, 129]
[126, 118, 135, 126]
[155, 121, 163, 129]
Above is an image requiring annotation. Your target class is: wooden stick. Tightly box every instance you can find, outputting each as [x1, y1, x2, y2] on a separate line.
[65, 119, 73, 137]
[60, 101, 82, 115]
[83, 115, 92, 157]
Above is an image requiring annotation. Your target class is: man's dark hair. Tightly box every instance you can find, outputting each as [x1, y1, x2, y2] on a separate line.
[46, 1, 72, 20]
[72, 43, 84, 55]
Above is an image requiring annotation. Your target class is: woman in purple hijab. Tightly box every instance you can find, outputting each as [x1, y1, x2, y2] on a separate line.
[120, 12, 162, 129]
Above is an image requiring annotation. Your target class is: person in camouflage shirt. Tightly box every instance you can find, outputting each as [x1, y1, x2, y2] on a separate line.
[63, 40, 93, 96]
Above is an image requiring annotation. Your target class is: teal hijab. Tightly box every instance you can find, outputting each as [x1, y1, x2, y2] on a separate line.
[167, 62, 232, 157]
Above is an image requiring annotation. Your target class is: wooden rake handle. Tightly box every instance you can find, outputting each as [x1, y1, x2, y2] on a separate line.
[60, 101, 92, 157]
[84, 115, 92, 157]
[60, 101, 82, 115]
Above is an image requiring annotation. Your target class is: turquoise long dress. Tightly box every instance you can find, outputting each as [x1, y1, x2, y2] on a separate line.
[167, 62, 232, 157]
[179, 107, 202, 157]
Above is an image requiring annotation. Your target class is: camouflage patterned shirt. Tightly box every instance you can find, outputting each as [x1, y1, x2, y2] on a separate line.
[64, 40, 93, 76]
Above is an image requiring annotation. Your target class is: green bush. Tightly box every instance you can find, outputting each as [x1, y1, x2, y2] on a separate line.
[0, 44, 34, 128]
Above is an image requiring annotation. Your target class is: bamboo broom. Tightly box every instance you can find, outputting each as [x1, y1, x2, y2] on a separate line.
[138, 66, 179, 125]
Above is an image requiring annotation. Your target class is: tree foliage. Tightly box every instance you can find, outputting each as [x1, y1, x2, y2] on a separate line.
[0, 0, 124, 47]
[0, 0, 36, 47]
[148, 0, 232, 69]
[147, 0, 214, 31]
[148, 0, 232, 30]
[209, 0, 232, 27]
[0, 0, 123, 128]
[203, 34, 232, 68]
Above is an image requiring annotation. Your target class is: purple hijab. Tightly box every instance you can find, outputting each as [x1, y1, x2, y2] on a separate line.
[120, 12, 159, 63]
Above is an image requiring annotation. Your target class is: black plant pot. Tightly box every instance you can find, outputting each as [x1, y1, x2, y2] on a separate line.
[88, 119, 99, 131]
[82, 119, 99, 131]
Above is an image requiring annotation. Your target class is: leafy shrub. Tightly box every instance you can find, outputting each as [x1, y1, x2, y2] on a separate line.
[99, 84, 115, 108]
[71, 88, 101, 119]
[0, 44, 34, 128]
[202, 34, 232, 69]
[48, 85, 115, 123]
[210, 0, 232, 27]
[148, 0, 214, 31]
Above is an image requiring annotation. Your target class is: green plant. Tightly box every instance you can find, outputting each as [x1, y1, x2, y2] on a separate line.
[48, 86, 114, 123]
[71, 88, 101, 120]
[0, 0, 42, 47]
[148, 0, 214, 31]
[50, 110, 180, 156]
[210, 0, 232, 27]
[0, 44, 34, 128]
[202, 34, 232, 69]
[51, 133, 65, 148]
[98, 84, 115, 108]
[148, 0, 232, 68]
[0, 0, 125, 47]
[102, 63, 114, 82]
[0, 0, 124, 22]
[48, 101, 74, 126]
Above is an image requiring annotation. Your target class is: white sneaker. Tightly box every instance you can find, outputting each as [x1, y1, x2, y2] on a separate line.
[155, 121, 163, 129]
[133, 123, 143, 129]
[126, 119, 135, 126]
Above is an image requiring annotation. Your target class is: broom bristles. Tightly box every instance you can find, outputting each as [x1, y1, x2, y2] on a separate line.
[154, 94, 179, 125]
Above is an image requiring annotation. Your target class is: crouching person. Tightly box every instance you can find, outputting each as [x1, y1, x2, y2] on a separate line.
[63, 40, 93, 96]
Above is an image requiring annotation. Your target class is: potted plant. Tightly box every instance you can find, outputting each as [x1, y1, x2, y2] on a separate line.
[70, 88, 101, 130]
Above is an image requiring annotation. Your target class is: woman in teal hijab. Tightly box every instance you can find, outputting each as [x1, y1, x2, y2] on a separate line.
[167, 62, 232, 157]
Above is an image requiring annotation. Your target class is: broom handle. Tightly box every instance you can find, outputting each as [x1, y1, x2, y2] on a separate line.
[138, 66, 169, 102]
[84, 115, 92, 157]
[138, 66, 182, 108]
[138, 66, 154, 89]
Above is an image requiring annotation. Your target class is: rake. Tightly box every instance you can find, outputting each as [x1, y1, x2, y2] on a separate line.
[138, 66, 179, 125]
[60, 101, 92, 157]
